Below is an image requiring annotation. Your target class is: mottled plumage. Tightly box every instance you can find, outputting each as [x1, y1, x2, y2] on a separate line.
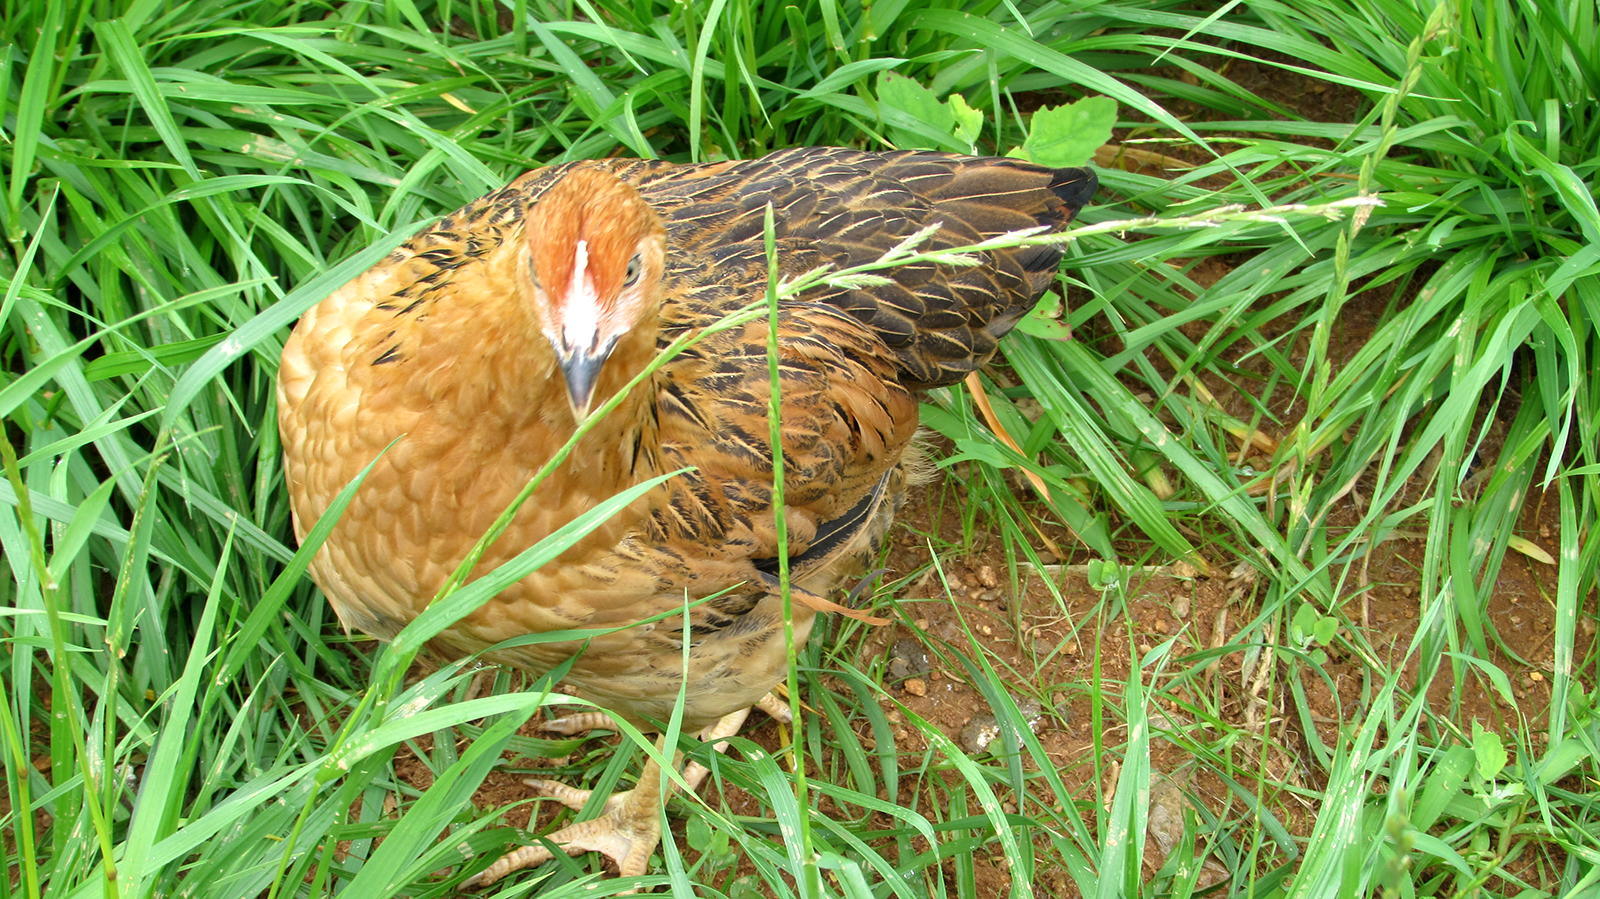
[277, 146, 1095, 887]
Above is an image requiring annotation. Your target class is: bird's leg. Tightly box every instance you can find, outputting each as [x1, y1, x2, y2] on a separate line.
[754, 691, 793, 724]
[681, 694, 792, 791]
[466, 699, 788, 889]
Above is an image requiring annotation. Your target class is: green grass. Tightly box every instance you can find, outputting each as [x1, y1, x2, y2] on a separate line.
[4, 0, 1599, 897]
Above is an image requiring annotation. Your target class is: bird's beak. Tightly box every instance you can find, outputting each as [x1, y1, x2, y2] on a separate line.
[557, 341, 614, 420]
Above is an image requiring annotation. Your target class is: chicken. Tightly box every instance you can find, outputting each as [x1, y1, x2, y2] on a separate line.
[276, 147, 1096, 887]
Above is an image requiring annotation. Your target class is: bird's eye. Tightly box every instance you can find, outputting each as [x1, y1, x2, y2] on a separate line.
[623, 254, 642, 287]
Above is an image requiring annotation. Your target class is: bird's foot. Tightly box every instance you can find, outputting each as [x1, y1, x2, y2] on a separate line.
[463, 781, 661, 892]
[464, 700, 788, 891]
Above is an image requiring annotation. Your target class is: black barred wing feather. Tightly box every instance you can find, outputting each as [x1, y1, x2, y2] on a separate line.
[631, 147, 1096, 387]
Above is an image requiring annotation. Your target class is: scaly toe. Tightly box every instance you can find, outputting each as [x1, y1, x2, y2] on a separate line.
[525, 779, 631, 816]
[463, 842, 557, 888]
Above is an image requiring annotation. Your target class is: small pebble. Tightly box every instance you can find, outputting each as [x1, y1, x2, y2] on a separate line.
[903, 678, 927, 697]
[977, 565, 999, 588]
[960, 714, 1001, 753]
[1017, 699, 1043, 730]
[1171, 595, 1191, 618]
[887, 638, 930, 680]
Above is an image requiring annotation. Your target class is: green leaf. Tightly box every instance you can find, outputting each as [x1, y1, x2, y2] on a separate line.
[1015, 293, 1074, 341]
[877, 71, 973, 153]
[1086, 559, 1119, 589]
[1023, 96, 1117, 168]
[686, 815, 714, 853]
[1311, 615, 1338, 646]
[949, 94, 982, 150]
[686, 814, 734, 870]
[1471, 725, 1507, 781]
[1291, 602, 1319, 645]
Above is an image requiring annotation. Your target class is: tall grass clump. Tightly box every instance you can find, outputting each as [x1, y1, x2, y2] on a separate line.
[965, 0, 1600, 893]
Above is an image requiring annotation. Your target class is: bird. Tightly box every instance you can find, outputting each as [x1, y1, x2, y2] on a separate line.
[276, 146, 1096, 889]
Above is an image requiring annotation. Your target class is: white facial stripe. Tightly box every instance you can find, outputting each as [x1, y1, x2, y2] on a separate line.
[562, 238, 600, 351]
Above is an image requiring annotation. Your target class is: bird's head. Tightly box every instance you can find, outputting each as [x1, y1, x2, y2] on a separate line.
[523, 167, 667, 421]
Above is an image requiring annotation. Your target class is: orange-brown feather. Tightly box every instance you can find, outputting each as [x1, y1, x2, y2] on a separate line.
[278, 148, 1095, 729]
